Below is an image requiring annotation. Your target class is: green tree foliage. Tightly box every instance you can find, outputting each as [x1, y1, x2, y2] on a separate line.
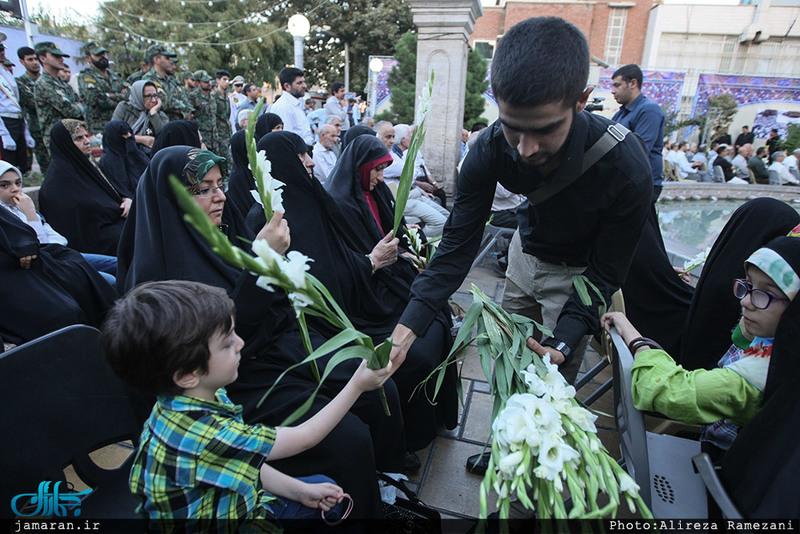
[89, 0, 291, 82]
[784, 123, 800, 154]
[463, 47, 488, 129]
[278, 0, 413, 95]
[704, 93, 739, 142]
[379, 30, 416, 124]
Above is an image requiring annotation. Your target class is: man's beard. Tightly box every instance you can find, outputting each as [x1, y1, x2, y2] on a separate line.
[92, 57, 109, 70]
[290, 87, 305, 99]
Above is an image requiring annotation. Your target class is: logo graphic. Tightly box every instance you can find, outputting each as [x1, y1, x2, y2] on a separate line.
[11, 481, 92, 517]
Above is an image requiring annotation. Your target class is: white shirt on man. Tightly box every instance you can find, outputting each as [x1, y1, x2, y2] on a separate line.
[271, 91, 313, 145]
[312, 142, 337, 184]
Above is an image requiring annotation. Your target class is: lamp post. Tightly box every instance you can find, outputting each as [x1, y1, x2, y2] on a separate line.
[288, 14, 310, 70]
[368, 57, 383, 118]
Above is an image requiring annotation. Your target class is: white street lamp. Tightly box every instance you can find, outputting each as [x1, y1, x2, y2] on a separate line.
[288, 14, 310, 70]
[368, 57, 383, 118]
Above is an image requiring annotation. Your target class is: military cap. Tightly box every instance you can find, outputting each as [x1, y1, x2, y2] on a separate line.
[34, 41, 70, 57]
[192, 69, 213, 82]
[1, 58, 13, 67]
[81, 41, 108, 56]
[231, 75, 245, 85]
[145, 44, 177, 63]
[0, 32, 6, 42]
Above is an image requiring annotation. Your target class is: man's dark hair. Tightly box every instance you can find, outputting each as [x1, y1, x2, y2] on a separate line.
[678, 141, 689, 150]
[612, 64, 643, 90]
[771, 128, 778, 135]
[756, 146, 767, 157]
[742, 125, 749, 130]
[471, 122, 488, 132]
[279, 67, 304, 90]
[243, 83, 255, 94]
[101, 280, 235, 396]
[17, 46, 34, 59]
[216, 70, 231, 79]
[711, 141, 720, 150]
[331, 81, 344, 94]
[491, 17, 589, 108]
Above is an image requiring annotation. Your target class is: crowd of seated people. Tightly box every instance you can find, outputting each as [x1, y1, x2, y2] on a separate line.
[5, 42, 800, 527]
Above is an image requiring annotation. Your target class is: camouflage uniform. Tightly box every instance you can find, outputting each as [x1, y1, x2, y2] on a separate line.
[77, 42, 129, 135]
[188, 74, 217, 156]
[126, 69, 145, 85]
[142, 45, 189, 122]
[16, 72, 49, 172]
[212, 87, 232, 158]
[33, 42, 85, 150]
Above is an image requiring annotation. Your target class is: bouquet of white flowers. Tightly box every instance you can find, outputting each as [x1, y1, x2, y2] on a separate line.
[427, 285, 652, 527]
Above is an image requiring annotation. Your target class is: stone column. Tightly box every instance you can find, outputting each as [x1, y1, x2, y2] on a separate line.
[408, 0, 483, 195]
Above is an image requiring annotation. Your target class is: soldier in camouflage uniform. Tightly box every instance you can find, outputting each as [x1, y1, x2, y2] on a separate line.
[142, 45, 190, 122]
[187, 70, 217, 155]
[33, 42, 85, 151]
[212, 70, 232, 159]
[16, 46, 49, 173]
[126, 57, 150, 85]
[77, 41, 129, 135]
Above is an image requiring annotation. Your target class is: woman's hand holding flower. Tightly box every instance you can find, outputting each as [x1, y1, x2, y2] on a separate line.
[258, 210, 290, 255]
[369, 232, 399, 270]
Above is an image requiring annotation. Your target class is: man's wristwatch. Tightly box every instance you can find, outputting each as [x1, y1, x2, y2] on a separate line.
[542, 338, 571, 359]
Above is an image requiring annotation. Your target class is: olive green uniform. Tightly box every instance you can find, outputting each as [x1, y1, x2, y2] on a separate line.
[16, 72, 49, 172]
[34, 70, 85, 150]
[142, 71, 189, 122]
[211, 88, 231, 158]
[78, 65, 129, 134]
[126, 69, 145, 85]
[188, 87, 217, 154]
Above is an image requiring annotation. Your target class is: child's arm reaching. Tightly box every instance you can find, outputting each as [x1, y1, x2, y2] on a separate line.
[259, 464, 342, 511]
[268, 359, 392, 460]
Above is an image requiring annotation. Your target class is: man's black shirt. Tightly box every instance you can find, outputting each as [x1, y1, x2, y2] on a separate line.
[400, 111, 651, 353]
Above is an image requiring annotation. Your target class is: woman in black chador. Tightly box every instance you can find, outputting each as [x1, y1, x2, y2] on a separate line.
[251, 132, 458, 461]
[0, 206, 114, 346]
[98, 120, 150, 198]
[116, 145, 403, 518]
[39, 119, 130, 256]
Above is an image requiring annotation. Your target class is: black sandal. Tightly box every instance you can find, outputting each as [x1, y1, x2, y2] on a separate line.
[465, 451, 491, 475]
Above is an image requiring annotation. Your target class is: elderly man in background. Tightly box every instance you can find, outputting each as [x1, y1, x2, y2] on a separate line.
[312, 123, 338, 184]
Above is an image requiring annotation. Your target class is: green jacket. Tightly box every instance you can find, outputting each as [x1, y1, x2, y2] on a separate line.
[142, 71, 189, 122]
[78, 65, 129, 134]
[34, 70, 85, 148]
[188, 88, 216, 139]
[16, 72, 40, 136]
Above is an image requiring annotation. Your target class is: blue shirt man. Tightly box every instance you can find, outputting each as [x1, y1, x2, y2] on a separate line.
[611, 64, 665, 201]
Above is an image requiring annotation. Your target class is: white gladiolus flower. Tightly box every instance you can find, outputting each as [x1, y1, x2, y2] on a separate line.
[684, 245, 711, 273]
[537, 437, 579, 480]
[565, 405, 598, 433]
[498, 450, 524, 479]
[252, 239, 281, 268]
[271, 178, 286, 212]
[288, 291, 313, 312]
[619, 473, 640, 496]
[282, 251, 313, 289]
[251, 189, 262, 206]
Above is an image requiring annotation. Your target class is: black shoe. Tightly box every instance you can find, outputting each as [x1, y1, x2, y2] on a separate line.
[404, 451, 421, 474]
[465, 451, 491, 475]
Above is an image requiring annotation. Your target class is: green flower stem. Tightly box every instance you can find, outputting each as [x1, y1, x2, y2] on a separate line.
[296, 313, 321, 383]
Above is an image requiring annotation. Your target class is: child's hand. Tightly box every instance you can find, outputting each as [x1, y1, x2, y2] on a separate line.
[13, 192, 38, 221]
[352, 358, 392, 392]
[296, 481, 343, 511]
[600, 312, 642, 345]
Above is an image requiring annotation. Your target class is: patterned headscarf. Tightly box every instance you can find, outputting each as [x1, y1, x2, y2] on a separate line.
[745, 225, 800, 301]
[182, 148, 227, 189]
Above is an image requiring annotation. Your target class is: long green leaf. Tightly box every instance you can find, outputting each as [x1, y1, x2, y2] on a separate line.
[392, 71, 434, 235]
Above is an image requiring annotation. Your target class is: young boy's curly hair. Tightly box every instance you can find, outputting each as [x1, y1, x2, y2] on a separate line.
[101, 280, 234, 396]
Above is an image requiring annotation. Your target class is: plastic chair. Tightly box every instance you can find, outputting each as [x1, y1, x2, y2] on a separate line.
[470, 224, 515, 270]
[0, 325, 143, 520]
[691, 453, 743, 519]
[610, 327, 708, 518]
[712, 165, 726, 183]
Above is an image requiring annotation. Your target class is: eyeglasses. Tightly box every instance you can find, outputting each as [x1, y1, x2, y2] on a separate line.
[191, 183, 228, 198]
[143, 93, 159, 100]
[733, 279, 788, 310]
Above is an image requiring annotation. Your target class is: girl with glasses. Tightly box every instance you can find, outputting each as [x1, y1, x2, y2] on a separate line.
[602, 228, 800, 459]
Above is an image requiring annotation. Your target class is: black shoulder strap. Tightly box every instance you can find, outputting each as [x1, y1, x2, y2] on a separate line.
[527, 123, 629, 207]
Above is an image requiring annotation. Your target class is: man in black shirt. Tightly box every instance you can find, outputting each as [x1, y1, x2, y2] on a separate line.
[389, 17, 651, 385]
[734, 125, 754, 152]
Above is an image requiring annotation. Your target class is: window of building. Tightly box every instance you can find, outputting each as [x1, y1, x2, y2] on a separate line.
[474, 41, 495, 60]
[604, 8, 628, 66]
